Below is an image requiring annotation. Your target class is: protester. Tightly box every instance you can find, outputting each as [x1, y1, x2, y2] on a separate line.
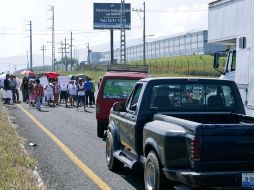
[3, 74, 11, 104]
[53, 78, 61, 105]
[91, 79, 95, 105]
[13, 76, 20, 103]
[33, 79, 44, 111]
[44, 79, 55, 107]
[77, 78, 87, 112]
[60, 83, 69, 108]
[68, 80, 77, 106]
[9, 75, 17, 103]
[20, 76, 29, 102]
[28, 80, 35, 107]
[84, 78, 93, 107]
[98, 77, 102, 89]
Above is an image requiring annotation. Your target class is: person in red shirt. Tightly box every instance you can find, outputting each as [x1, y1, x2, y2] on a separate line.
[34, 79, 44, 111]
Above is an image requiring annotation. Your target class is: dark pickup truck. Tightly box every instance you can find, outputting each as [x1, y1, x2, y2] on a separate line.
[105, 78, 254, 190]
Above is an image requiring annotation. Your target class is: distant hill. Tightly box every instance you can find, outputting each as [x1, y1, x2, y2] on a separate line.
[0, 55, 52, 73]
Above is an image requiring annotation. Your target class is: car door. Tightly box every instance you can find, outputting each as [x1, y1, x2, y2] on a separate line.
[119, 84, 143, 155]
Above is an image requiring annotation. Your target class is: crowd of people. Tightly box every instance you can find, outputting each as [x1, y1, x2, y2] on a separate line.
[2, 74, 20, 104]
[3, 74, 96, 112]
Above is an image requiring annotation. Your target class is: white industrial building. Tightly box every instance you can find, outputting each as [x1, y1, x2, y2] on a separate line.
[90, 30, 225, 64]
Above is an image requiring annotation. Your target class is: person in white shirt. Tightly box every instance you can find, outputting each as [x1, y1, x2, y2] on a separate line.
[76, 78, 87, 112]
[60, 83, 69, 108]
[68, 80, 77, 106]
[44, 80, 55, 107]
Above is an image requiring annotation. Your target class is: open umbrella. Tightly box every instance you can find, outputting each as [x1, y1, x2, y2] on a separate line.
[21, 70, 36, 77]
[44, 72, 60, 79]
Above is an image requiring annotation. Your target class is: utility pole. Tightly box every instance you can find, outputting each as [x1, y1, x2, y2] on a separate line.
[48, 5, 55, 71]
[41, 44, 46, 70]
[29, 21, 33, 70]
[143, 2, 146, 66]
[70, 31, 73, 71]
[58, 41, 64, 71]
[87, 43, 90, 65]
[120, 0, 126, 64]
[110, 30, 114, 65]
[133, 2, 146, 65]
[26, 50, 29, 70]
[64, 38, 69, 71]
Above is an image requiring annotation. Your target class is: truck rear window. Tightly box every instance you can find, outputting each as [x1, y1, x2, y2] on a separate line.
[149, 83, 236, 111]
[102, 79, 137, 99]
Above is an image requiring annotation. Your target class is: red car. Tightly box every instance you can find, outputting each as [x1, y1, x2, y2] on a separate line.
[96, 66, 148, 137]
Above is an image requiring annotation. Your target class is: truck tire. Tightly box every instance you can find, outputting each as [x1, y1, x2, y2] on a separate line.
[97, 121, 105, 138]
[106, 131, 124, 171]
[144, 151, 166, 190]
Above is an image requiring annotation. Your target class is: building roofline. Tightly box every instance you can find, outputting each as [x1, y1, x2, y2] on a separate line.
[209, 0, 233, 8]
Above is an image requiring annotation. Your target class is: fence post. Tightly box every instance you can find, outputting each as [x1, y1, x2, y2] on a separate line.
[161, 60, 163, 73]
[174, 61, 176, 73]
[195, 60, 198, 70]
[156, 61, 158, 73]
[204, 60, 206, 72]
[188, 61, 190, 75]
[149, 62, 151, 73]
[167, 60, 169, 73]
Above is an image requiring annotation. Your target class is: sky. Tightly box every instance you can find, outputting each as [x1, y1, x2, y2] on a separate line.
[0, 0, 212, 72]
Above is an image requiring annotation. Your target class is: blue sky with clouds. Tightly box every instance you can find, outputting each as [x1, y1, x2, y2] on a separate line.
[0, 0, 212, 72]
[0, 0, 212, 55]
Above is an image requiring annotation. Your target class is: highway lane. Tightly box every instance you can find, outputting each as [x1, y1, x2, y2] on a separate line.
[7, 102, 146, 190]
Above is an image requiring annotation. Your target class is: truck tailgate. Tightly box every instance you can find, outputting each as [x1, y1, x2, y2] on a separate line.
[193, 124, 254, 171]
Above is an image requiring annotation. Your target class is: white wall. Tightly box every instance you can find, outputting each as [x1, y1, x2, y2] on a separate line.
[208, 0, 251, 43]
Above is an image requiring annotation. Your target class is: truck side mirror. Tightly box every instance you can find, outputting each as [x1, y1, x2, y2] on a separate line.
[113, 102, 126, 112]
[213, 52, 220, 69]
[213, 51, 225, 75]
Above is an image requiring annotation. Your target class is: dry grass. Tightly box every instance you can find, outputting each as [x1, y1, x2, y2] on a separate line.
[0, 100, 39, 190]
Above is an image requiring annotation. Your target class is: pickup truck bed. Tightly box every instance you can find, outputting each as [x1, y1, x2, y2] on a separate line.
[150, 114, 254, 171]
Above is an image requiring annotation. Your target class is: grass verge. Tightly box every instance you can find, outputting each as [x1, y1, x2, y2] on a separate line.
[0, 100, 39, 190]
[59, 55, 221, 81]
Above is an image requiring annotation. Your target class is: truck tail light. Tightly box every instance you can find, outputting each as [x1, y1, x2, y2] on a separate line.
[191, 137, 202, 161]
[96, 104, 100, 114]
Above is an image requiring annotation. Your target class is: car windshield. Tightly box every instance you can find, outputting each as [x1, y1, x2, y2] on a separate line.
[149, 83, 236, 112]
[102, 79, 138, 99]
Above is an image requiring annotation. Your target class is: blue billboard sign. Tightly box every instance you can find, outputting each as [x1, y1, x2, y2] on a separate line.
[93, 3, 131, 30]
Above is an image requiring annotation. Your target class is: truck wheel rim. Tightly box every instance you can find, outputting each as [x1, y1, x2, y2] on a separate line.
[106, 136, 112, 163]
[146, 161, 155, 190]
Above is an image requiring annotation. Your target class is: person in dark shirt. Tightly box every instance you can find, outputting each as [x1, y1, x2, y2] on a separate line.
[3, 74, 10, 104]
[20, 76, 29, 102]
[3, 74, 10, 90]
[84, 78, 93, 107]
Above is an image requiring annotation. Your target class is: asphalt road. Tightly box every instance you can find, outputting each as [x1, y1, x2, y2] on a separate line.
[7, 102, 148, 190]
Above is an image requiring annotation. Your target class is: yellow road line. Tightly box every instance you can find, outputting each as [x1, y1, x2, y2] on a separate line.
[17, 104, 112, 190]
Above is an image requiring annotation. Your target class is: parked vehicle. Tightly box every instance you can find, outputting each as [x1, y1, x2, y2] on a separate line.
[106, 77, 254, 190]
[70, 74, 89, 81]
[96, 65, 148, 138]
[209, 0, 254, 116]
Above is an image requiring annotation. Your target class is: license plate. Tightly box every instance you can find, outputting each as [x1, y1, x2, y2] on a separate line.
[242, 173, 254, 187]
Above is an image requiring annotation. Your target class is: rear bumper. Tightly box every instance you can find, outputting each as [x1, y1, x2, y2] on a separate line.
[163, 169, 253, 189]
